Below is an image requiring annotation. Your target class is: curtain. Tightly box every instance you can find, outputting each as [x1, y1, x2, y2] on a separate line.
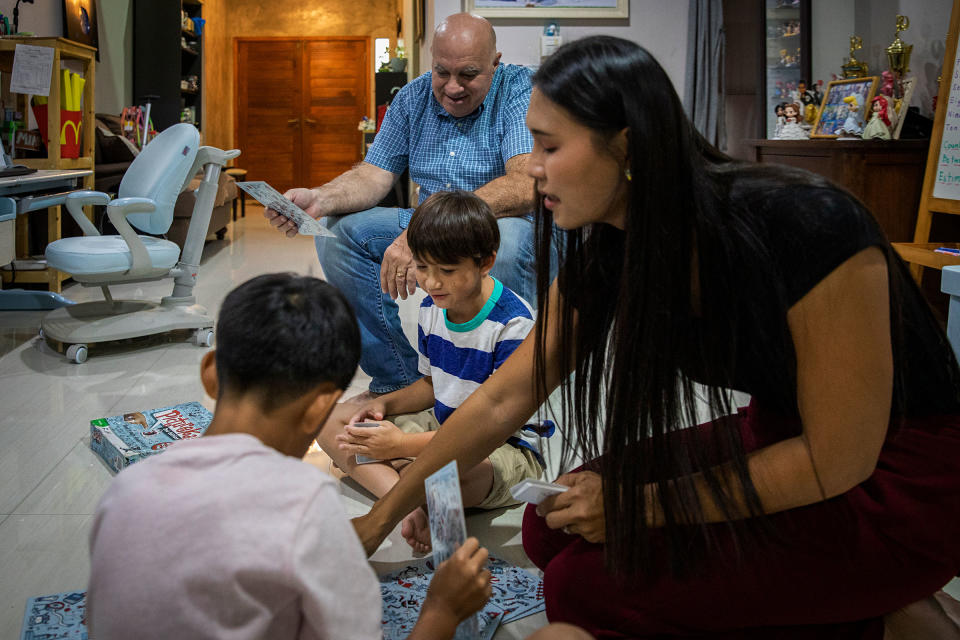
[684, 0, 726, 150]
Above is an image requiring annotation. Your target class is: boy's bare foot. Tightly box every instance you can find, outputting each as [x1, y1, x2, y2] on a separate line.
[401, 507, 432, 553]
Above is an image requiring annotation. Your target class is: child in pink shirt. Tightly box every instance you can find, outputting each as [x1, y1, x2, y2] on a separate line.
[88, 273, 491, 640]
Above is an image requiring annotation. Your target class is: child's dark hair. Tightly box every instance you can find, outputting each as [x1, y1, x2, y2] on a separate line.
[407, 190, 499, 265]
[215, 273, 360, 409]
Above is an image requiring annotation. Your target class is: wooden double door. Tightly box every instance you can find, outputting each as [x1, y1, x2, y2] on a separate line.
[235, 37, 369, 193]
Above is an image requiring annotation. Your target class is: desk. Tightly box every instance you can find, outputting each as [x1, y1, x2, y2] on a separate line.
[0, 169, 92, 309]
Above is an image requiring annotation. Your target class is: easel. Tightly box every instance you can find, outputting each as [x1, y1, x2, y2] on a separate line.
[893, 0, 960, 281]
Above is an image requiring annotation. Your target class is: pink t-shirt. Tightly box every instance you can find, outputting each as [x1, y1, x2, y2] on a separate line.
[88, 433, 382, 639]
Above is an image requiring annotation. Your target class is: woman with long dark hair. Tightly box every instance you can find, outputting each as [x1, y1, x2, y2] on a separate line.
[353, 36, 960, 637]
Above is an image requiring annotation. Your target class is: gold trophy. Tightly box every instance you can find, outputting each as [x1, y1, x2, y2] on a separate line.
[886, 15, 913, 98]
[842, 36, 869, 78]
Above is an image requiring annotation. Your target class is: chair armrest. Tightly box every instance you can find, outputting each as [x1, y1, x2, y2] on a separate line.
[65, 190, 111, 237]
[106, 197, 157, 277]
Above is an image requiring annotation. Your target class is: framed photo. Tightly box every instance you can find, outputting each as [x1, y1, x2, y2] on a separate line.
[892, 77, 916, 140]
[62, 0, 100, 59]
[810, 76, 878, 139]
[465, 0, 628, 19]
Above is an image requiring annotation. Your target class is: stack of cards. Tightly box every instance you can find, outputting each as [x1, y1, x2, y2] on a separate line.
[509, 478, 568, 505]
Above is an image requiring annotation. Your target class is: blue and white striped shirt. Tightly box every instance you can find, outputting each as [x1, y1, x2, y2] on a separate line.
[417, 278, 546, 460]
[364, 64, 534, 227]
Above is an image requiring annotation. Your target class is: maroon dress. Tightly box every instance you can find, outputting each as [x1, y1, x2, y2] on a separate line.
[522, 184, 960, 638]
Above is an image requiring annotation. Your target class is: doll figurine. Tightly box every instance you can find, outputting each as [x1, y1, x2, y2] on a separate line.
[774, 102, 787, 138]
[880, 70, 896, 98]
[834, 95, 863, 137]
[862, 95, 892, 140]
[775, 102, 809, 140]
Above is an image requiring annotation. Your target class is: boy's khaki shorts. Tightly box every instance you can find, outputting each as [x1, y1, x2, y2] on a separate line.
[391, 409, 543, 509]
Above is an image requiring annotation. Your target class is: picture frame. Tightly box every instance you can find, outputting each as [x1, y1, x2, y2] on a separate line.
[62, 0, 100, 60]
[810, 76, 878, 139]
[891, 77, 916, 140]
[465, 0, 628, 19]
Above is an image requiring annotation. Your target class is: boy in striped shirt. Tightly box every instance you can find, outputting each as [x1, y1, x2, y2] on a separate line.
[320, 191, 547, 552]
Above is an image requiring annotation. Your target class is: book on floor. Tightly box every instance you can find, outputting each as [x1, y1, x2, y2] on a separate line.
[20, 590, 87, 639]
[89, 401, 213, 473]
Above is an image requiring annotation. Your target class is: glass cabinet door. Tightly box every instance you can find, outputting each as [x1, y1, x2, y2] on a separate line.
[764, 0, 811, 137]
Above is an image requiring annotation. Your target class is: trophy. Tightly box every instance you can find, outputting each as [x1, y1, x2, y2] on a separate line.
[842, 36, 869, 78]
[886, 15, 913, 98]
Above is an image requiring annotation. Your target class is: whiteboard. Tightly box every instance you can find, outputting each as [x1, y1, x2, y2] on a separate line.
[934, 38, 960, 200]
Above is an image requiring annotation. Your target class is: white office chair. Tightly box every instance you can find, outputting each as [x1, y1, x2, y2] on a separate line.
[41, 123, 240, 363]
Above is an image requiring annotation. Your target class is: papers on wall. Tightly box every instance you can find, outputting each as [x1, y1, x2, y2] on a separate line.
[10, 44, 54, 96]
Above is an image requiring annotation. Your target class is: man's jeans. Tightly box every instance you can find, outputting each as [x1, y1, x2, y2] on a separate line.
[316, 207, 562, 393]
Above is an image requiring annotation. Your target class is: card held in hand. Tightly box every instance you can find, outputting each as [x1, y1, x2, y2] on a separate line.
[424, 460, 478, 639]
[235, 181, 335, 237]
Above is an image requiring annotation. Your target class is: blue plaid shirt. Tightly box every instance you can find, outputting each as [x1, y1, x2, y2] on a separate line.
[364, 63, 534, 227]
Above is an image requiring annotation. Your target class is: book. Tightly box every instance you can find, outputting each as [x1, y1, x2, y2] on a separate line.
[89, 401, 213, 473]
[20, 590, 87, 639]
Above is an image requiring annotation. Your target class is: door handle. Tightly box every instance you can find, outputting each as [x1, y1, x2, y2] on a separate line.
[305, 118, 317, 125]
[287, 118, 300, 125]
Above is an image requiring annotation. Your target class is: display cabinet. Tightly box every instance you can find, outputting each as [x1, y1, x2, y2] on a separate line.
[133, 0, 203, 132]
[762, 0, 811, 138]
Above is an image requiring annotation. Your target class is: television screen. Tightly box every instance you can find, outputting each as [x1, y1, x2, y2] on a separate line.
[62, 0, 99, 60]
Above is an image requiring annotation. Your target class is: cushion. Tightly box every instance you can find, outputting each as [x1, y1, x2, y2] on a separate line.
[45, 235, 180, 275]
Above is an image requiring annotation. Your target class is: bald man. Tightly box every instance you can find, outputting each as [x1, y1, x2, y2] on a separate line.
[267, 13, 562, 397]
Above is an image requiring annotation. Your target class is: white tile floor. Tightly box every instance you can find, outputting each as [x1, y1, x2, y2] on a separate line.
[0, 206, 551, 639]
[1, 206, 957, 638]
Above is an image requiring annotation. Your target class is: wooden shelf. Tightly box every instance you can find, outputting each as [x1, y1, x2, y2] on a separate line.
[136, 1, 203, 131]
[892, 242, 960, 270]
[0, 36, 96, 294]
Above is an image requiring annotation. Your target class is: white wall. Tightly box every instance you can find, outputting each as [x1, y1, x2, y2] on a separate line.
[0, 1, 61, 36]
[811, 0, 854, 89]
[424, 0, 690, 103]
[95, 0, 132, 114]
[864, 0, 951, 118]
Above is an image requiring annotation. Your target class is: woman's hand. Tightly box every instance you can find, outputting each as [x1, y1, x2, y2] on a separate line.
[536, 471, 606, 543]
[351, 512, 388, 557]
[336, 420, 406, 459]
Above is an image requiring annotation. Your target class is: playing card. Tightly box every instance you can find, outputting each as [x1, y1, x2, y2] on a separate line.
[487, 556, 545, 623]
[350, 422, 383, 464]
[509, 478, 569, 505]
[424, 461, 477, 639]
[235, 181, 335, 237]
[424, 461, 469, 564]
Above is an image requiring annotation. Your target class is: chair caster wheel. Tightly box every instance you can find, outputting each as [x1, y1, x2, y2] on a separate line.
[193, 328, 214, 347]
[66, 344, 88, 364]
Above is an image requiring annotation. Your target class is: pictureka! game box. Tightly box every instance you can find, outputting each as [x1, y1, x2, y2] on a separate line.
[89, 401, 212, 473]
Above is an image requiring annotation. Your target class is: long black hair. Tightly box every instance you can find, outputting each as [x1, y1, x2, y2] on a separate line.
[530, 36, 958, 577]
